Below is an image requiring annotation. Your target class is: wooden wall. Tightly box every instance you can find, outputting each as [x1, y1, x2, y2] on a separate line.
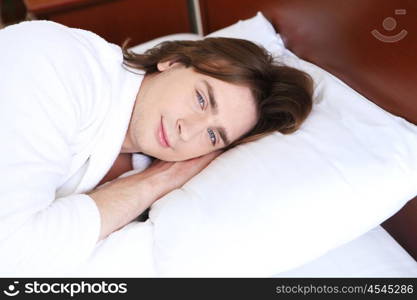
[23, 0, 193, 46]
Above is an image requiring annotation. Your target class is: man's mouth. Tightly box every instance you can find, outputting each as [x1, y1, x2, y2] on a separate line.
[158, 116, 171, 148]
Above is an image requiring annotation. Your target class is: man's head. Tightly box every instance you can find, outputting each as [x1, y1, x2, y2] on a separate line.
[122, 38, 313, 161]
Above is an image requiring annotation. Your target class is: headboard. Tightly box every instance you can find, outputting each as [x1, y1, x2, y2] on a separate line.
[23, 0, 193, 46]
[199, 0, 417, 259]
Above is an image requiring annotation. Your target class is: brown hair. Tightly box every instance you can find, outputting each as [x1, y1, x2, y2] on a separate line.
[122, 37, 313, 150]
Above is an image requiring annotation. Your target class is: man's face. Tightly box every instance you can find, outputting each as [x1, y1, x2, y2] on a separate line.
[122, 61, 258, 161]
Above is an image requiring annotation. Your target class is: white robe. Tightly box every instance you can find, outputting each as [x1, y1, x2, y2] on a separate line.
[0, 21, 143, 275]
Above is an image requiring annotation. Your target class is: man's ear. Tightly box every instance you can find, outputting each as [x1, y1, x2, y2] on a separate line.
[157, 60, 182, 72]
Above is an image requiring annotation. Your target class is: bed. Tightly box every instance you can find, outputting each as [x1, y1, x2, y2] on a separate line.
[67, 0, 417, 277]
[194, 0, 417, 276]
[73, 222, 417, 277]
[11, 0, 417, 277]
[196, 0, 417, 257]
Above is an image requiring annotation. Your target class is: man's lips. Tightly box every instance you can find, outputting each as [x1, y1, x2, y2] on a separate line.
[158, 117, 171, 148]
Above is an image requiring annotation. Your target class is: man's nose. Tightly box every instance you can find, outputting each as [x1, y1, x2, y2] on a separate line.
[177, 117, 207, 142]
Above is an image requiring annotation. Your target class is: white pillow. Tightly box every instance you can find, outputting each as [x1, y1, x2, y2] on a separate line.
[206, 12, 285, 56]
[132, 14, 417, 276]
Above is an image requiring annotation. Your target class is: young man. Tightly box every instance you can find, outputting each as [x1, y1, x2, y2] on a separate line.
[0, 20, 312, 274]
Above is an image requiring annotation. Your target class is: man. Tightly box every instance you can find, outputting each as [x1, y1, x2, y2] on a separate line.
[0, 20, 312, 275]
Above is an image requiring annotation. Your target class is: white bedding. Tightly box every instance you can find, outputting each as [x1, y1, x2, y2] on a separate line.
[73, 220, 156, 277]
[273, 226, 417, 277]
[71, 223, 417, 277]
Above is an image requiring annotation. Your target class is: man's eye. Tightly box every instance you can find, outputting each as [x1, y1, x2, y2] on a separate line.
[197, 91, 205, 109]
[207, 128, 217, 146]
[197, 91, 216, 146]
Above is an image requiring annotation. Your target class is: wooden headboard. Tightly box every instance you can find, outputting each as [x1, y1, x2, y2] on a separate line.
[23, 0, 193, 46]
[199, 0, 417, 259]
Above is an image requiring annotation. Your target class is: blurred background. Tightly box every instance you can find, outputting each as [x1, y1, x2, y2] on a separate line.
[0, 0, 202, 46]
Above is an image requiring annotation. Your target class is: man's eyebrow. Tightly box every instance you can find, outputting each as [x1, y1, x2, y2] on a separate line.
[202, 79, 231, 146]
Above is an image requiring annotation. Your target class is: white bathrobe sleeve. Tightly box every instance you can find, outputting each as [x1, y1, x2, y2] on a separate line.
[0, 21, 110, 275]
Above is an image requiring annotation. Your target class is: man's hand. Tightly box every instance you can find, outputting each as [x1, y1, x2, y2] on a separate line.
[88, 150, 223, 241]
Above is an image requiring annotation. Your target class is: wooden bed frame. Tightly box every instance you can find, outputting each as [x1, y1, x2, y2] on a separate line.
[23, 0, 192, 46]
[198, 0, 417, 260]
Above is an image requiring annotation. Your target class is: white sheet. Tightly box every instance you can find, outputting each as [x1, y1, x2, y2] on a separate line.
[71, 223, 417, 277]
[71, 220, 156, 277]
[273, 226, 417, 277]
